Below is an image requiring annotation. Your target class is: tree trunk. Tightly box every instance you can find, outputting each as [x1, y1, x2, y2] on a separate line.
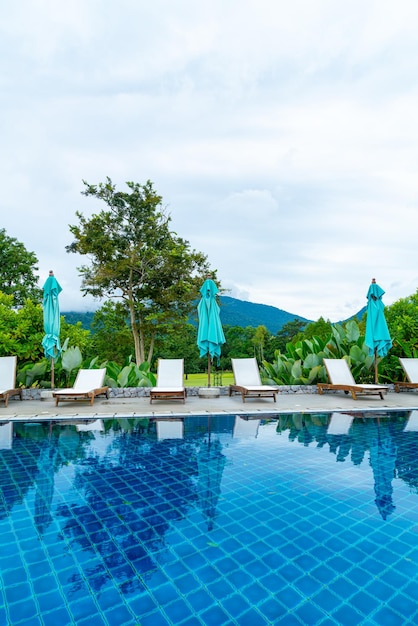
[128, 300, 143, 364]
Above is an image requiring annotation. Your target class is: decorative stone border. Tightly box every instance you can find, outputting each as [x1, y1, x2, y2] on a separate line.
[15, 384, 396, 401]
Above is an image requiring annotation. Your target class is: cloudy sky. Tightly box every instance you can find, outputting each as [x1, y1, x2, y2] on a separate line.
[2, 0, 418, 322]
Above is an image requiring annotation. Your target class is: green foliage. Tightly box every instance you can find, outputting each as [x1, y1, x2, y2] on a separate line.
[0, 292, 45, 360]
[261, 320, 375, 385]
[61, 346, 83, 384]
[293, 317, 332, 343]
[105, 359, 156, 388]
[0, 229, 42, 306]
[274, 318, 307, 352]
[90, 301, 134, 363]
[66, 178, 212, 364]
[220, 326, 256, 369]
[152, 322, 201, 374]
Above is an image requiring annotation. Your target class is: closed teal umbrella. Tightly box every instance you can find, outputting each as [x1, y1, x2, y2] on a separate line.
[42, 271, 62, 389]
[365, 279, 392, 383]
[197, 279, 226, 387]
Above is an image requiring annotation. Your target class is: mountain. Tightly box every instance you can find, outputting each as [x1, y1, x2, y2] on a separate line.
[218, 296, 310, 334]
[62, 296, 310, 334]
[62, 296, 364, 334]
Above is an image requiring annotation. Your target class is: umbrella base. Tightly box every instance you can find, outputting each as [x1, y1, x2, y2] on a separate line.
[198, 387, 220, 398]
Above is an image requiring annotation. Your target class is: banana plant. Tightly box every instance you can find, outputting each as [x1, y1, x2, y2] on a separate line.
[262, 321, 375, 385]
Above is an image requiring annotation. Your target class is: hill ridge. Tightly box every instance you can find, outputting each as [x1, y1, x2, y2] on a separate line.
[62, 296, 311, 334]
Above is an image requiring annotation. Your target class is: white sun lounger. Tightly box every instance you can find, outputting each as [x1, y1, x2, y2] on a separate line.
[53, 369, 109, 406]
[394, 358, 418, 392]
[0, 356, 22, 407]
[317, 359, 388, 400]
[229, 358, 278, 402]
[149, 359, 186, 404]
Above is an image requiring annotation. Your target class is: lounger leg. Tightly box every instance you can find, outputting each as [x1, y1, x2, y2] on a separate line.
[350, 390, 357, 400]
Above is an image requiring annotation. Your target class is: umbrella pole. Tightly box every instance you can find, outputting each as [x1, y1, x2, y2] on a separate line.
[207, 354, 211, 387]
[374, 349, 378, 384]
[51, 357, 55, 390]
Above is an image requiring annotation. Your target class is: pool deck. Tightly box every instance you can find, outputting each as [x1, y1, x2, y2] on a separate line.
[2, 389, 418, 421]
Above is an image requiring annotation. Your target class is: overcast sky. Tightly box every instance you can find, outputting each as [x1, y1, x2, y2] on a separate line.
[2, 0, 418, 322]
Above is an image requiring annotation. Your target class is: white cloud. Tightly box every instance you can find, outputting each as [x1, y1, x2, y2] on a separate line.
[1, 0, 418, 322]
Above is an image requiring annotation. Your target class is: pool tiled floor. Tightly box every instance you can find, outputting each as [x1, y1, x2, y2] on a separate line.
[1, 412, 418, 624]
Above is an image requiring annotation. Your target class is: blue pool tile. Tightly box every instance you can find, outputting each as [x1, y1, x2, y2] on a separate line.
[310, 564, 336, 585]
[294, 600, 325, 625]
[164, 598, 194, 623]
[200, 603, 234, 626]
[193, 563, 221, 584]
[4, 581, 32, 605]
[387, 592, 418, 618]
[327, 576, 358, 599]
[274, 613, 304, 625]
[206, 578, 234, 599]
[237, 606, 271, 626]
[373, 604, 406, 626]
[259, 597, 288, 622]
[152, 582, 181, 606]
[312, 587, 342, 613]
[277, 585, 304, 610]
[7, 597, 38, 623]
[77, 614, 107, 626]
[293, 574, 323, 596]
[103, 602, 136, 625]
[332, 602, 365, 626]
[178, 616, 204, 626]
[139, 610, 172, 626]
[187, 588, 216, 612]
[69, 596, 101, 622]
[349, 589, 378, 615]
[222, 593, 251, 619]
[366, 578, 395, 601]
[2, 567, 28, 586]
[248, 577, 276, 599]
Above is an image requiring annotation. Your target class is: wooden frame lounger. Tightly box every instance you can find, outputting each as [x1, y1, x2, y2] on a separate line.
[394, 358, 418, 392]
[0, 356, 22, 408]
[229, 357, 278, 402]
[53, 369, 109, 406]
[149, 359, 186, 404]
[317, 359, 388, 400]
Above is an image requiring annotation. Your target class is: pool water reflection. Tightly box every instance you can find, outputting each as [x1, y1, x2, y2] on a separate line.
[1, 411, 418, 625]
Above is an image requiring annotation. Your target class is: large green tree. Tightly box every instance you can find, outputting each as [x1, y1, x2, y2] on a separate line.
[67, 178, 212, 364]
[0, 229, 42, 305]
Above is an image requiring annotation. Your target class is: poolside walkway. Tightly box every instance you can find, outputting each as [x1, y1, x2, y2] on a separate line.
[2, 389, 418, 421]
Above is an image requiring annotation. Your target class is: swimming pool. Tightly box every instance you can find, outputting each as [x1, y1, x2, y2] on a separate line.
[1, 410, 418, 625]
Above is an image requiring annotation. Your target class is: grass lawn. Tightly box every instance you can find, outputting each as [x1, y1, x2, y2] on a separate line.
[184, 372, 234, 387]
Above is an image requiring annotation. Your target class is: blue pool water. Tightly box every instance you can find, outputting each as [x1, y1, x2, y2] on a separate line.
[1, 410, 418, 625]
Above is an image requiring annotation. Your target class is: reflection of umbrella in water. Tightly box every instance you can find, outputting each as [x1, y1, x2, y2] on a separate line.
[42, 270, 62, 389]
[369, 420, 397, 520]
[197, 438, 226, 531]
[365, 279, 392, 383]
[197, 278, 226, 387]
[34, 440, 58, 535]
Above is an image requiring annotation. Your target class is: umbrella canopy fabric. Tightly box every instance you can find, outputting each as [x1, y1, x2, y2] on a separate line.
[365, 279, 392, 358]
[197, 279, 225, 355]
[197, 279, 226, 387]
[42, 272, 62, 361]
